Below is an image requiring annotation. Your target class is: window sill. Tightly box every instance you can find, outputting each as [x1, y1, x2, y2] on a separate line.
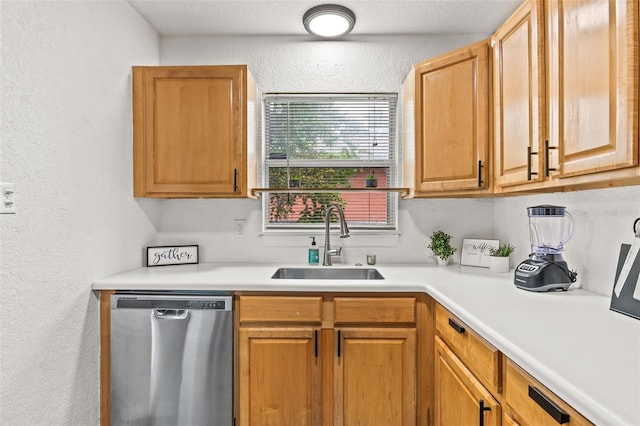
[251, 187, 411, 199]
[260, 230, 401, 248]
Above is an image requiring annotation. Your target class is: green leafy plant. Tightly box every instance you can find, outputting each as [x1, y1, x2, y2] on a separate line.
[427, 230, 456, 261]
[489, 243, 515, 257]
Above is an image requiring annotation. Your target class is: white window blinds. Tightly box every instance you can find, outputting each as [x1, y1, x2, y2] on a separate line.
[262, 94, 398, 230]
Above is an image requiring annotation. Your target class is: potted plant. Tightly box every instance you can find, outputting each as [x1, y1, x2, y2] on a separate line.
[365, 174, 378, 188]
[488, 243, 515, 273]
[289, 174, 301, 188]
[427, 230, 456, 266]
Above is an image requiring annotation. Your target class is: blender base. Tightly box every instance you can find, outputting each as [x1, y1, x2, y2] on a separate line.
[514, 257, 576, 292]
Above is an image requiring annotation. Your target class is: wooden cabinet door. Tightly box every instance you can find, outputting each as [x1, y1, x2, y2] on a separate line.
[493, 0, 546, 188]
[238, 327, 321, 426]
[334, 328, 416, 426]
[434, 336, 500, 426]
[414, 40, 490, 194]
[547, 0, 638, 178]
[133, 65, 247, 197]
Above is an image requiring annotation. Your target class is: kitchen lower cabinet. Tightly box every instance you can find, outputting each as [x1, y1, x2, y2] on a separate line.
[504, 360, 592, 426]
[334, 328, 416, 426]
[238, 327, 321, 426]
[435, 336, 500, 426]
[434, 303, 594, 426]
[237, 294, 424, 426]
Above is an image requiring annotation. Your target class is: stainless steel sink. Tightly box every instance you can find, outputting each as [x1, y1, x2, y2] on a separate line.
[271, 267, 384, 280]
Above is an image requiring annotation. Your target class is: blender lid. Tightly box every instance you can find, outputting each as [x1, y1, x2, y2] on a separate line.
[527, 204, 566, 216]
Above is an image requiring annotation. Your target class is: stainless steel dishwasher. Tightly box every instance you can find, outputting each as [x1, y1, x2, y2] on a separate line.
[110, 292, 233, 426]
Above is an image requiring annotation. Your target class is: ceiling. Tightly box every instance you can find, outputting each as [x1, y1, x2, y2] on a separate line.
[127, 0, 523, 37]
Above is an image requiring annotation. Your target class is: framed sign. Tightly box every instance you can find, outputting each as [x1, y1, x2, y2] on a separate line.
[460, 239, 499, 268]
[146, 245, 199, 267]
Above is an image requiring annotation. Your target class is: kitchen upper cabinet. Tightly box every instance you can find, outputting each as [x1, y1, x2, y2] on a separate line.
[492, 0, 546, 188]
[410, 39, 491, 196]
[547, 0, 638, 181]
[133, 65, 256, 198]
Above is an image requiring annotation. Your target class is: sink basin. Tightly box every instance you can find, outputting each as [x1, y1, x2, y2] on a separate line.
[271, 267, 384, 280]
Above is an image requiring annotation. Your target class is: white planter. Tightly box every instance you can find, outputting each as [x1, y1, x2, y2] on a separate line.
[489, 256, 510, 273]
[437, 257, 450, 266]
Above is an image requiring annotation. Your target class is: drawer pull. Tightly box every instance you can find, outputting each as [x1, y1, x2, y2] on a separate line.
[529, 385, 570, 424]
[478, 399, 491, 426]
[337, 330, 342, 357]
[448, 318, 466, 334]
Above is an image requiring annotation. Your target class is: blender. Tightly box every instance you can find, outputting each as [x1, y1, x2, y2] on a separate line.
[514, 205, 578, 291]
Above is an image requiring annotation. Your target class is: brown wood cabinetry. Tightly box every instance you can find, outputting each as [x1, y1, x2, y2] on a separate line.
[505, 359, 592, 426]
[434, 305, 502, 426]
[435, 336, 501, 426]
[494, 0, 639, 193]
[132, 65, 256, 198]
[492, 0, 546, 188]
[433, 303, 593, 426]
[547, 0, 638, 180]
[237, 294, 423, 426]
[409, 39, 491, 196]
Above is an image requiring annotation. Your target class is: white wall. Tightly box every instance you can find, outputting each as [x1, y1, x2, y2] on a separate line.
[0, 1, 158, 424]
[493, 186, 640, 296]
[155, 34, 497, 265]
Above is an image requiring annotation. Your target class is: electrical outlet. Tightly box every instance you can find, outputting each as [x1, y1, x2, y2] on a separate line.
[234, 219, 247, 239]
[0, 183, 16, 214]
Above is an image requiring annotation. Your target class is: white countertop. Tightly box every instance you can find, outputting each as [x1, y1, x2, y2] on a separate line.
[93, 262, 640, 425]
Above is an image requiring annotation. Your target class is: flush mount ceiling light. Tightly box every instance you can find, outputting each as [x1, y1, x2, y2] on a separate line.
[303, 4, 356, 38]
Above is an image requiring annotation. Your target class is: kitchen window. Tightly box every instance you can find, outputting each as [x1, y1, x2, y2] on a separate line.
[262, 93, 399, 231]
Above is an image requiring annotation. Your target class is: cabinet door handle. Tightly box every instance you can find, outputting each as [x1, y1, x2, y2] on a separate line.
[478, 399, 491, 426]
[529, 385, 570, 424]
[477, 160, 483, 187]
[337, 330, 342, 357]
[233, 168, 238, 192]
[544, 140, 557, 177]
[448, 318, 465, 334]
[314, 330, 318, 358]
[527, 146, 539, 181]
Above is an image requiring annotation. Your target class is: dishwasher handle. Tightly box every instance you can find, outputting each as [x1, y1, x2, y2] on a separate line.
[154, 309, 189, 319]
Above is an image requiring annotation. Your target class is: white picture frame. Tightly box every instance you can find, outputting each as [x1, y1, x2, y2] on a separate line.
[146, 245, 199, 267]
[460, 239, 499, 268]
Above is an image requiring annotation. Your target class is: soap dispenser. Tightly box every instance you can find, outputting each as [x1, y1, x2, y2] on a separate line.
[308, 237, 319, 265]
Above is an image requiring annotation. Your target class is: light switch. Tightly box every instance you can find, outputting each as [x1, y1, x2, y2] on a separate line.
[0, 182, 15, 214]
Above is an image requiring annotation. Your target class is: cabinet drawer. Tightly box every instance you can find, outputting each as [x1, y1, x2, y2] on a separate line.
[334, 297, 416, 324]
[505, 360, 592, 426]
[239, 296, 322, 324]
[435, 304, 501, 393]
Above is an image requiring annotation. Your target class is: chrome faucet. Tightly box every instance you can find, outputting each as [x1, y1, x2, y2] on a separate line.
[323, 204, 350, 266]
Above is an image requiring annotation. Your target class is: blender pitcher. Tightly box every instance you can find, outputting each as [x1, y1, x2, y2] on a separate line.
[528, 205, 574, 256]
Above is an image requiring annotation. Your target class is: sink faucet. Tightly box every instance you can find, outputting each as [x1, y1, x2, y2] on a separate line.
[323, 204, 350, 266]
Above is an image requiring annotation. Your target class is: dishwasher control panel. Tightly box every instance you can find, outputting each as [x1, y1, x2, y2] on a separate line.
[112, 294, 233, 311]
